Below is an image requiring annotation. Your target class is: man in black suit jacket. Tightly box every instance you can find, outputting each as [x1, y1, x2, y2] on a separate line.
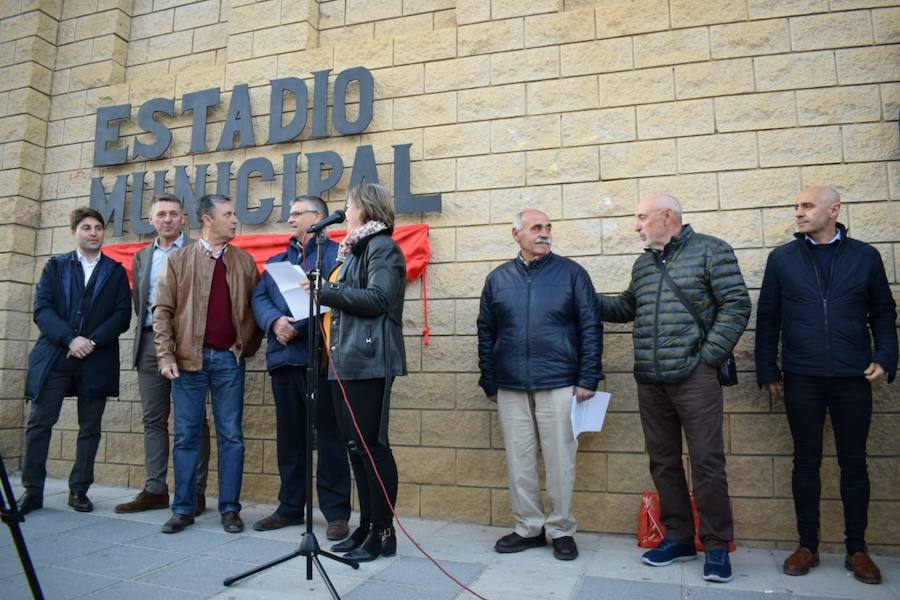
[19, 207, 131, 513]
[114, 194, 210, 514]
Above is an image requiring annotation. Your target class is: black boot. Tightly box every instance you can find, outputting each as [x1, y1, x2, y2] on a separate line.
[330, 522, 370, 553]
[344, 526, 396, 562]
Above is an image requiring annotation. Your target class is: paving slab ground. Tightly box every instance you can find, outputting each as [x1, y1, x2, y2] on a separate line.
[1, 476, 897, 599]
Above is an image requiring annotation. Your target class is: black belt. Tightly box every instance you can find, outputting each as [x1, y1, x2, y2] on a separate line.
[143, 325, 153, 332]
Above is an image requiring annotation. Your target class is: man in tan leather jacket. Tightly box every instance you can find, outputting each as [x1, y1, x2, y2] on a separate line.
[153, 194, 262, 534]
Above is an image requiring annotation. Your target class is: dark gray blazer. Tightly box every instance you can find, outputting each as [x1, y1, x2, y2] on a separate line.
[132, 235, 194, 368]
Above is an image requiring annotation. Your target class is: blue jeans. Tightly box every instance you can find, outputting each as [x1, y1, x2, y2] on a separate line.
[172, 347, 245, 516]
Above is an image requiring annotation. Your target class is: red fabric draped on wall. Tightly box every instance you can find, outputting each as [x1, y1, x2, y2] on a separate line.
[102, 223, 433, 343]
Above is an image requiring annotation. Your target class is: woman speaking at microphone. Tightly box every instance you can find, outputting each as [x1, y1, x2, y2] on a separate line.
[319, 183, 406, 562]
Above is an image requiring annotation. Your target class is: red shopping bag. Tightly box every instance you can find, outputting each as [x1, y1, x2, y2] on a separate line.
[637, 491, 665, 548]
[637, 491, 737, 552]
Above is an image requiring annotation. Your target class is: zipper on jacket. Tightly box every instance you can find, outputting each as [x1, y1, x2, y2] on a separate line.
[653, 257, 665, 381]
[525, 272, 533, 389]
[799, 237, 846, 373]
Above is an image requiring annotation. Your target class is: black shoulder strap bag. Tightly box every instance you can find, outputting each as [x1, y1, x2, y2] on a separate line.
[657, 263, 739, 387]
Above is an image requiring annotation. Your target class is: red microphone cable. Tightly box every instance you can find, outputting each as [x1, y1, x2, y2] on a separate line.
[317, 317, 489, 600]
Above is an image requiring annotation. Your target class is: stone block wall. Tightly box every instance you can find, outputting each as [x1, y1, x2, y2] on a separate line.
[1, 0, 898, 554]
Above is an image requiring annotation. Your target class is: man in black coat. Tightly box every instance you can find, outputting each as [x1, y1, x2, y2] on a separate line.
[19, 207, 131, 514]
[477, 209, 603, 561]
[755, 186, 898, 585]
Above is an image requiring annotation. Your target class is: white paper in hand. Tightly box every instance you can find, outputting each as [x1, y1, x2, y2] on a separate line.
[264, 261, 330, 320]
[570, 391, 611, 439]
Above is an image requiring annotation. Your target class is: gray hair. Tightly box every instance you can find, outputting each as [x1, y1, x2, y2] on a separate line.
[150, 192, 183, 211]
[347, 183, 395, 230]
[293, 194, 328, 217]
[196, 193, 232, 223]
[512, 211, 525, 231]
[512, 209, 550, 231]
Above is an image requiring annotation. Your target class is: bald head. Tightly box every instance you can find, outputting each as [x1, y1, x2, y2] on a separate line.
[795, 185, 841, 243]
[799, 185, 840, 206]
[635, 193, 684, 250]
[641, 193, 683, 218]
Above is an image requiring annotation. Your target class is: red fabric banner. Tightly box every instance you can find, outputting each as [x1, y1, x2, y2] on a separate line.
[102, 223, 431, 286]
[101, 223, 433, 343]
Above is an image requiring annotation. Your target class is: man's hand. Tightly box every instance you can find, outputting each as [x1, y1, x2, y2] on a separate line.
[273, 316, 299, 346]
[864, 362, 886, 381]
[160, 363, 180, 380]
[765, 381, 783, 402]
[67, 336, 94, 359]
[574, 386, 595, 403]
[488, 394, 497, 403]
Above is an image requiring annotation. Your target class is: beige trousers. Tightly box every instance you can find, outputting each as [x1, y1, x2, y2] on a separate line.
[497, 386, 578, 539]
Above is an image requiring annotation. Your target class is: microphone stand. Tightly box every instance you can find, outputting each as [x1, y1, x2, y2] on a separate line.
[224, 229, 358, 598]
[0, 451, 43, 599]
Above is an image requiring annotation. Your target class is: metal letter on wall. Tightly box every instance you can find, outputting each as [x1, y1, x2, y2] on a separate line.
[235, 157, 275, 224]
[392, 144, 441, 214]
[174, 164, 209, 229]
[217, 83, 256, 151]
[348, 144, 379, 188]
[268, 77, 308, 144]
[311, 69, 330, 139]
[133, 98, 175, 160]
[333, 67, 374, 135]
[215, 161, 232, 197]
[152, 170, 167, 196]
[93, 104, 131, 166]
[181, 87, 220, 153]
[281, 152, 301, 221]
[128, 172, 156, 235]
[306, 151, 344, 197]
[90, 174, 128, 236]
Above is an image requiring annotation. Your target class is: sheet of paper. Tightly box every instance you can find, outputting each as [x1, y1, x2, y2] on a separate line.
[264, 261, 330, 320]
[570, 391, 611, 438]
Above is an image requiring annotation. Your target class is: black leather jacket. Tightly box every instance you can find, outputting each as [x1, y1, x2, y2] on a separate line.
[477, 252, 604, 396]
[320, 230, 407, 381]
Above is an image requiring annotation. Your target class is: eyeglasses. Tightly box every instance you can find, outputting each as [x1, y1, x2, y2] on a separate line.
[289, 210, 321, 218]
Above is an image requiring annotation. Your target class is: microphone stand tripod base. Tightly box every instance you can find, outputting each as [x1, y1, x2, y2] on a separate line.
[223, 228, 358, 600]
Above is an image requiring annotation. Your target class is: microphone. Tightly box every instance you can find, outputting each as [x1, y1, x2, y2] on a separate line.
[306, 209, 346, 233]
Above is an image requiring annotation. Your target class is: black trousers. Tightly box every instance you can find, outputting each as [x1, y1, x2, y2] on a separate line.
[270, 366, 351, 521]
[783, 372, 872, 554]
[22, 361, 106, 494]
[331, 378, 398, 530]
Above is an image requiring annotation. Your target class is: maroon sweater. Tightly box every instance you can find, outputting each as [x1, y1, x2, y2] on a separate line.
[203, 255, 237, 350]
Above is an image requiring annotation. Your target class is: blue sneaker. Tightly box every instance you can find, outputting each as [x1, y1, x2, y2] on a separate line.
[641, 539, 697, 566]
[703, 549, 733, 583]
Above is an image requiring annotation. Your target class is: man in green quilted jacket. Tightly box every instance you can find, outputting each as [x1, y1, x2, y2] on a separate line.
[600, 193, 750, 583]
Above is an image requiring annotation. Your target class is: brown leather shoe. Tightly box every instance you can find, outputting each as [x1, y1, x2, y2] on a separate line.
[115, 491, 169, 513]
[194, 494, 206, 517]
[252, 511, 304, 531]
[783, 546, 819, 576]
[326, 519, 350, 540]
[845, 551, 881, 584]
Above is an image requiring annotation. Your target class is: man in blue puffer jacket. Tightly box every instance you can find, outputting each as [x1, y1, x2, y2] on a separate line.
[250, 195, 351, 540]
[755, 186, 897, 585]
[477, 209, 603, 562]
